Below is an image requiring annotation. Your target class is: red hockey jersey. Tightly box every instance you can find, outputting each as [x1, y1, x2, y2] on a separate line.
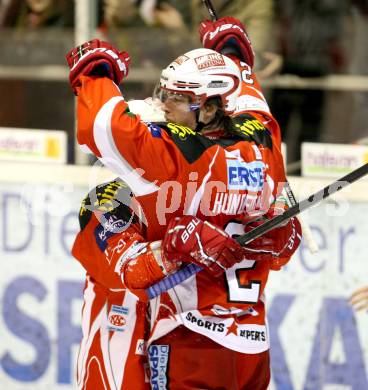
[75, 57, 291, 354]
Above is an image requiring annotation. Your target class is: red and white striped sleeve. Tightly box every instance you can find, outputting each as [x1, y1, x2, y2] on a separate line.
[76, 76, 178, 195]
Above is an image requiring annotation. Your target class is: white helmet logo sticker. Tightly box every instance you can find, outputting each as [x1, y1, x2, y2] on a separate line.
[195, 53, 225, 70]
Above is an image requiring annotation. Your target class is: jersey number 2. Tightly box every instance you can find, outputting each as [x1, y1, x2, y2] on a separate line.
[240, 62, 254, 85]
[224, 222, 261, 303]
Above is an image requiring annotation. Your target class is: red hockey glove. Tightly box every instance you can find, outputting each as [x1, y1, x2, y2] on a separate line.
[162, 216, 247, 278]
[199, 16, 254, 68]
[243, 207, 302, 269]
[66, 39, 130, 94]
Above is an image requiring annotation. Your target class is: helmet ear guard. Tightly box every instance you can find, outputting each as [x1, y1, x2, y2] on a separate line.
[158, 48, 242, 114]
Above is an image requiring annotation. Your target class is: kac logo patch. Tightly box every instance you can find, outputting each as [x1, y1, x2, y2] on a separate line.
[148, 345, 169, 390]
[227, 159, 265, 191]
[107, 305, 129, 332]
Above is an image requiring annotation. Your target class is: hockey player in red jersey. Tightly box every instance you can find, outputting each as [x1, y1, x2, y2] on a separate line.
[72, 180, 151, 390]
[66, 15, 302, 390]
[72, 178, 251, 389]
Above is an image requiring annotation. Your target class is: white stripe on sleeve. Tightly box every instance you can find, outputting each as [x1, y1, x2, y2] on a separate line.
[93, 96, 159, 196]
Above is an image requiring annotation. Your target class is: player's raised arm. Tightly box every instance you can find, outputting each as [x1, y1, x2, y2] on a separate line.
[199, 16, 282, 146]
[65, 39, 177, 188]
[66, 39, 129, 155]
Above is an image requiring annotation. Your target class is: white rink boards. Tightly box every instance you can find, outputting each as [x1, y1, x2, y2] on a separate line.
[0, 162, 367, 390]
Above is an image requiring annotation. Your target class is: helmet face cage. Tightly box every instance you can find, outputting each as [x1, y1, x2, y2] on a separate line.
[158, 48, 241, 114]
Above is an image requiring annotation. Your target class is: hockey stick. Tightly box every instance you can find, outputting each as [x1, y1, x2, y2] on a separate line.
[202, 0, 318, 253]
[283, 180, 319, 253]
[146, 163, 368, 299]
[202, 0, 218, 21]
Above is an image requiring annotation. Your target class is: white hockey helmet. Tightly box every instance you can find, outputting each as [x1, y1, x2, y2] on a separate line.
[157, 48, 242, 114]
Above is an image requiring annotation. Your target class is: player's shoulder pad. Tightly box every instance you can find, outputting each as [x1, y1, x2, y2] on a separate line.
[160, 122, 197, 140]
[160, 122, 212, 163]
[78, 178, 134, 231]
[160, 121, 254, 164]
[230, 114, 273, 149]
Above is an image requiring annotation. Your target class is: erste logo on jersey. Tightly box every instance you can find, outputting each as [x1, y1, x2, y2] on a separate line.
[227, 159, 265, 191]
